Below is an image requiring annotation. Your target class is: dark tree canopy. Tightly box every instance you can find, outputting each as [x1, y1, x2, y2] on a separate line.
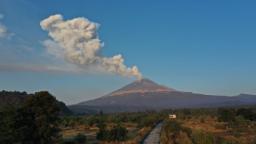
[217, 108, 236, 122]
[0, 91, 61, 144]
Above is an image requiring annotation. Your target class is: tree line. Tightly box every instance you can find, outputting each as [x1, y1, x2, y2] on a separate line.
[0, 91, 61, 144]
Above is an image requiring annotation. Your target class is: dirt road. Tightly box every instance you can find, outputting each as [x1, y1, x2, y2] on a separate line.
[143, 122, 163, 144]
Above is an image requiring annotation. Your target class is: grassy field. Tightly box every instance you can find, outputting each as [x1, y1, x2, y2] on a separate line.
[160, 107, 256, 144]
[59, 112, 163, 143]
[58, 106, 256, 144]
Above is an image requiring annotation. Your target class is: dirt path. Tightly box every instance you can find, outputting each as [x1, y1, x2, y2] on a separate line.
[143, 122, 163, 144]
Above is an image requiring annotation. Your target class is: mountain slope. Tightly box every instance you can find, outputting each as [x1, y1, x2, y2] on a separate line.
[70, 79, 256, 114]
[108, 78, 175, 96]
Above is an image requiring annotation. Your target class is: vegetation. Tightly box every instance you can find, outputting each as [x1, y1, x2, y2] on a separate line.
[0, 91, 61, 144]
[160, 107, 256, 144]
[97, 124, 128, 141]
[59, 111, 164, 143]
[0, 90, 72, 115]
[61, 133, 87, 144]
[1, 90, 256, 143]
[160, 120, 192, 144]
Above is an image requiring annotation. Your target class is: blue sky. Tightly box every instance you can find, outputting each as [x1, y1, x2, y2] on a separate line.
[0, 0, 256, 104]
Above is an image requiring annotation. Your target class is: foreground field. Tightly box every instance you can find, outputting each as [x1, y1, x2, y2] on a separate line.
[60, 112, 163, 144]
[2, 92, 254, 144]
[160, 108, 256, 144]
[59, 107, 256, 144]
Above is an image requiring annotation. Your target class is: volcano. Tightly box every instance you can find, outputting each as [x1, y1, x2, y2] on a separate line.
[69, 78, 256, 114]
[109, 78, 175, 96]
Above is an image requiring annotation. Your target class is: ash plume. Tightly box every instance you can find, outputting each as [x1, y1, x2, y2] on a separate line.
[0, 14, 12, 38]
[40, 14, 142, 80]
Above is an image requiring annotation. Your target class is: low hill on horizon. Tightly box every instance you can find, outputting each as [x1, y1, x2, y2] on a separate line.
[70, 78, 256, 114]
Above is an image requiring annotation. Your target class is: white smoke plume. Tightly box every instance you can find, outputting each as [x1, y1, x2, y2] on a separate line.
[0, 14, 10, 38]
[0, 24, 8, 38]
[40, 14, 142, 80]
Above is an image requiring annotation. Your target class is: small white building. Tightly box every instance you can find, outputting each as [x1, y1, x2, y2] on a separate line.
[169, 114, 176, 119]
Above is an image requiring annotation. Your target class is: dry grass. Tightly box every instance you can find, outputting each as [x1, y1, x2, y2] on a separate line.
[61, 125, 98, 138]
[181, 116, 256, 144]
[182, 116, 227, 134]
[60, 122, 151, 144]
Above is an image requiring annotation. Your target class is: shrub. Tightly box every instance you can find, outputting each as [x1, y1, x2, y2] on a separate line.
[165, 120, 182, 133]
[175, 131, 193, 144]
[214, 123, 226, 130]
[74, 134, 87, 144]
[96, 124, 128, 141]
[96, 128, 109, 141]
[236, 108, 256, 121]
[181, 127, 192, 137]
[160, 120, 184, 143]
[191, 130, 214, 144]
[200, 117, 205, 123]
[217, 108, 236, 122]
[109, 125, 128, 141]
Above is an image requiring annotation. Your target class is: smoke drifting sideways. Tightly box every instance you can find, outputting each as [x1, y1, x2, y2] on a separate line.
[40, 14, 142, 80]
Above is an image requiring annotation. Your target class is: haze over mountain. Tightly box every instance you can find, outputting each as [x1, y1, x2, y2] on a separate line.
[70, 78, 256, 114]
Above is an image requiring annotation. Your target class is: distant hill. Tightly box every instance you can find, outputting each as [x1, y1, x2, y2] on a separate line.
[70, 79, 256, 114]
[0, 90, 72, 115]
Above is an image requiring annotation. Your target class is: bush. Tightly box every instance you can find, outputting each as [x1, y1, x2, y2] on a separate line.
[217, 108, 236, 122]
[109, 125, 128, 141]
[74, 134, 87, 144]
[96, 128, 109, 141]
[191, 130, 214, 144]
[200, 117, 205, 123]
[181, 127, 192, 137]
[214, 123, 226, 130]
[175, 131, 193, 144]
[165, 120, 182, 133]
[137, 115, 159, 128]
[160, 120, 183, 143]
[96, 124, 128, 141]
[236, 108, 256, 121]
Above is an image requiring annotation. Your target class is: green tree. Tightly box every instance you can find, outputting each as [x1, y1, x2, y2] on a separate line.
[0, 91, 60, 144]
[217, 108, 236, 122]
[109, 125, 128, 141]
[96, 126, 109, 141]
[236, 108, 256, 121]
[0, 106, 19, 143]
[23, 91, 60, 144]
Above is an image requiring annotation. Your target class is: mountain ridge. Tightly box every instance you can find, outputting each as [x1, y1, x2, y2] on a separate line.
[107, 78, 176, 97]
[70, 79, 256, 114]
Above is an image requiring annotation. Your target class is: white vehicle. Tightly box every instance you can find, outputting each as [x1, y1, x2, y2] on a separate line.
[169, 114, 177, 119]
